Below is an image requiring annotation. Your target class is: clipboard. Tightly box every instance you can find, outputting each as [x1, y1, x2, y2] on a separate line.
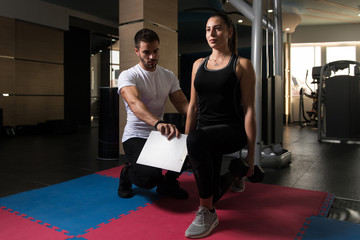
[136, 131, 188, 172]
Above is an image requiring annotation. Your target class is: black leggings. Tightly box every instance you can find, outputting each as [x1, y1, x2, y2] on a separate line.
[122, 138, 180, 189]
[187, 124, 247, 199]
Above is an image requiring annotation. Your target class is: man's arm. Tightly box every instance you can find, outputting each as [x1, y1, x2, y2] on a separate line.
[121, 85, 180, 139]
[121, 86, 159, 127]
[169, 90, 189, 116]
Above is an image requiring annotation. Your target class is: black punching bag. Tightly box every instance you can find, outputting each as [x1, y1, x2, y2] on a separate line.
[97, 87, 119, 160]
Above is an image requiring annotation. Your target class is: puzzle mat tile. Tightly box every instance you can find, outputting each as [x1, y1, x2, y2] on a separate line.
[0, 173, 160, 237]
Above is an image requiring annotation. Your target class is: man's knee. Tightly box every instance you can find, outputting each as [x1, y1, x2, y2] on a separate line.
[129, 165, 163, 189]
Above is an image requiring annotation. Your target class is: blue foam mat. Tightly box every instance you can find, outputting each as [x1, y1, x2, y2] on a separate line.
[298, 216, 360, 240]
[0, 174, 160, 236]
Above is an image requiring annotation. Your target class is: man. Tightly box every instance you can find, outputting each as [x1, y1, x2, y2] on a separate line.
[117, 28, 189, 199]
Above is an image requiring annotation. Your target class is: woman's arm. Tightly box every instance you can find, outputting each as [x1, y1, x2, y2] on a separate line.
[236, 57, 257, 176]
[169, 90, 189, 116]
[185, 58, 203, 134]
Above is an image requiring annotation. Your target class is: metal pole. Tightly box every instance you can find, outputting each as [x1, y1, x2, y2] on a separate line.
[228, 0, 274, 31]
[273, 0, 285, 143]
[252, 0, 263, 165]
[227, 0, 254, 22]
[228, 0, 263, 165]
[274, 0, 283, 77]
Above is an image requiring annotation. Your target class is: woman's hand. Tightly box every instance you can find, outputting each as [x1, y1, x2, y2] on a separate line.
[244, 156, 255, 177]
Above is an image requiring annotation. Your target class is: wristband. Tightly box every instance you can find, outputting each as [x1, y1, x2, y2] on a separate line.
[154, 120, 166, 130]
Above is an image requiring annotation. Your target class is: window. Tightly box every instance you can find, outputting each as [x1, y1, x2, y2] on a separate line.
[90, 35, 119, 127]
[326, 46, 356, 76]
[290, 46, 321, 96]
[110, 40, 120, 87]
[326, 46, 356, 63]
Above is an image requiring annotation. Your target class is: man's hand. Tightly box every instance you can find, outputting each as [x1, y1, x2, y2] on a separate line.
[156, 123, 180, 140]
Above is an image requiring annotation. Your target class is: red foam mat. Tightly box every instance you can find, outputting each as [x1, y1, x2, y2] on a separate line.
[0, 207, 69, 240]
[95, 166, 123, 178]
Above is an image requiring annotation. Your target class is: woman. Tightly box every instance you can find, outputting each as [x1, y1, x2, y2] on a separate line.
[184, 13, 256, 238]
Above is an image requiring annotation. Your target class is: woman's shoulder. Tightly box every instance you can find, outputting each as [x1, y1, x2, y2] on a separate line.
[236, 56, 253, 71]
[236, 56, 251, 65]
[194, 57, 207, 65]
[192, 57, 207, 72]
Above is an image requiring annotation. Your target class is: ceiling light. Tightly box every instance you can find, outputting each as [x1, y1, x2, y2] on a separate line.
[268, 9, 273, 13]
[238, 19, 243, 23]
[285, 27, 291, 31]
[2, 93, 10, 97]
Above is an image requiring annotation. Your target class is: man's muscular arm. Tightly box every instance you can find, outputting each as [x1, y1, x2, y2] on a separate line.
[121, 86, 179, 139]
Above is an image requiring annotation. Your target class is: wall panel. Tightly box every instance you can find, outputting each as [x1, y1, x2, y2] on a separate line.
[0, 58, 15, 94]
[0, 11, 72, 127]
[0, 16, 15, 57]
[0, 96, 16, 126]
[15, 60, 63, 95]
[119, 0, 143, 24]
[144, 0, 177, 30]
[15, 96, 64, 125]
[16, 21, 64, 64]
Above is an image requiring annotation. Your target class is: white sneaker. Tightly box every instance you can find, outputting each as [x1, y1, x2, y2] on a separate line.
[231, 177, 246, 192]
[185, 206, 219, 238]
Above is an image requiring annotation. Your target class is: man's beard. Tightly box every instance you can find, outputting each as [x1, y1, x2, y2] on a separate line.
[140, 56, 158, 71]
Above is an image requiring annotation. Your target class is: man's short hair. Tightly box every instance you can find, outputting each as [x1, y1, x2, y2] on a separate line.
[134, 28, 160, 49]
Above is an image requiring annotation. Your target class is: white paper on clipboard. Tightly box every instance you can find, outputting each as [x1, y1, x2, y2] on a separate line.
[136, 131, 188, 172]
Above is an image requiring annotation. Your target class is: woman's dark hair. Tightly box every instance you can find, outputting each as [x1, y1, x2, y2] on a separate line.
[134, 28, 160, 49]
[209, 13, 237, 54]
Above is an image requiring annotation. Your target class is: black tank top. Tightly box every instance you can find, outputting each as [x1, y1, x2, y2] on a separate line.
[194, 54, 244, 126]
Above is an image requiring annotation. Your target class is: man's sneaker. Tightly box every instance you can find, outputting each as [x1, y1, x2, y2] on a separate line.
[156, 177, 189, 199]
[231, 176, 246, 192]
[185, 206, 219, 238]
[118, 165, 133, 198]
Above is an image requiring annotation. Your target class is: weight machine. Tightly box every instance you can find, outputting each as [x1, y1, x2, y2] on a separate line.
[317, 60, 360, 142]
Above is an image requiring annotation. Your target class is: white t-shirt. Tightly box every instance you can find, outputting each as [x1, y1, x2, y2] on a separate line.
[118, 64, 181, 142]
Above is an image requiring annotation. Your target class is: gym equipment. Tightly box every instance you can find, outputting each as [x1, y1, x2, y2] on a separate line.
[317, 60, 360, 142]
[258, 75, 292, 169]
[299, 67, 320, 128]
[228, 158, 265, 183]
